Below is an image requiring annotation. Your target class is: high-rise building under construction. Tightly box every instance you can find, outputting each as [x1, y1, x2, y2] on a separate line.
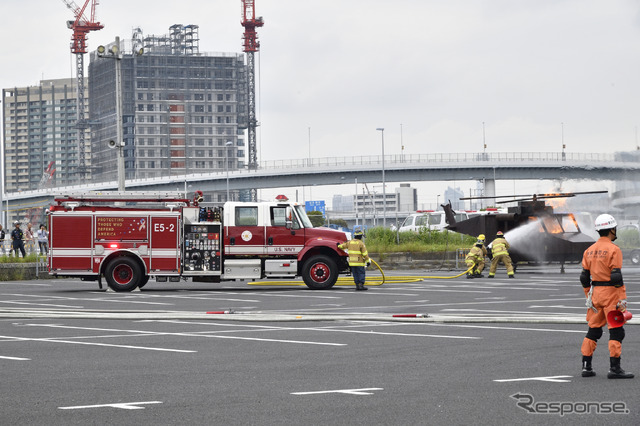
[89, 25, 247, 199]
[2, 78, 88, 192]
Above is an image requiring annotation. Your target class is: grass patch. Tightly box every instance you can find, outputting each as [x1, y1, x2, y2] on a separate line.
[0, 254, 44, 263]
[364, 227, 475, 253]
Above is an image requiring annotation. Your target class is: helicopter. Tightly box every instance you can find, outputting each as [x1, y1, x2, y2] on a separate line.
[442, 191, 608, 268]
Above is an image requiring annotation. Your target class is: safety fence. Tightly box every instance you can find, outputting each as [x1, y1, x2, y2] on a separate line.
[456, 248, 470, 269]
[0, 241, 47, 257]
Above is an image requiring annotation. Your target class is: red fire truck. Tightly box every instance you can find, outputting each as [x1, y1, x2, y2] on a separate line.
[48, 192, 351, 292]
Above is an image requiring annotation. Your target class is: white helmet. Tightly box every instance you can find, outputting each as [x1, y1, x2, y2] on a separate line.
[594, 214, 617, 231]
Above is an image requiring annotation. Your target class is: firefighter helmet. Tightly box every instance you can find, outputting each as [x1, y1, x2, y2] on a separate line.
[354, 229, 364, 238]
[594, 214, 617, 231]
[477, 234, 485, 244]
[496, 231, 504, 236]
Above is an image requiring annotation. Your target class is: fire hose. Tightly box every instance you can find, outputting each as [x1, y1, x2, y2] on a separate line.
[250, 260, 474, 287]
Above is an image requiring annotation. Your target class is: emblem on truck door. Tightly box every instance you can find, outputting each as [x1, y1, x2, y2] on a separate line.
[241, 230, 253, 242]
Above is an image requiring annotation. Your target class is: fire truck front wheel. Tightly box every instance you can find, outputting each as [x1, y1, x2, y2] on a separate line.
[302, 255, 338, 290]
[105, 257, 143, 292]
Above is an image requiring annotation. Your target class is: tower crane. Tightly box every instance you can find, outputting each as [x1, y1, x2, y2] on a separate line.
[241, 0, 263, 176]
[62, 0, 104, 178]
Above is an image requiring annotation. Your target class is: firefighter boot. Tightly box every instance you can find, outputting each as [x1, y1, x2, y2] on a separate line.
[474, 273, 484, 278]
[581, 355, 596, 377]
[607, 357, 634, 379]
[466, 273, 474, 279]
[355, 283, 368, 291]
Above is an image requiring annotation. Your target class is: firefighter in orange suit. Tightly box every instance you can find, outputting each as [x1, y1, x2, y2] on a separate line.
[488, 231, 514, 278]
[338, 229, 371, 291]
[580, 214, 633, 379]
[465, 234, 487, 279]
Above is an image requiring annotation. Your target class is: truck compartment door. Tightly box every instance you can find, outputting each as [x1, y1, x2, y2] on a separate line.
[150, 216, 180, 272]
[49, 215, 93, 271]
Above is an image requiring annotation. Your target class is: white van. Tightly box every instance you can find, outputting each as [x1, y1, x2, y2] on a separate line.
[398, 211, 469, 232]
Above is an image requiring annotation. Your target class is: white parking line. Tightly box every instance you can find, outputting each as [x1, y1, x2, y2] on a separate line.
[16, 323, 347, 347]
[0, 301, 85, 309]
[425, 323, 584, 334]
[292, 388, 383, 396]
[59, 401, 162, 410]
[144, 320, 480, 340]
[0, 283, 50, 286]
[0, 355, 31, 360]
[494, 375, 572, 383]
[0, 335, 196, 352]
[3, 293, 173, 306]
[440, 308, 569, 315]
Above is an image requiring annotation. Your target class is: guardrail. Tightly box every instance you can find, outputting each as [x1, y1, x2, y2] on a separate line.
[257, 151, 617, 170]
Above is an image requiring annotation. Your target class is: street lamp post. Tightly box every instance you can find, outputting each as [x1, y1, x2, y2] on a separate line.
[561, 122, 566, 161]
[225, 141, 233, 201]
[482, 121, 487, 159]
[376, 128, 386, 228]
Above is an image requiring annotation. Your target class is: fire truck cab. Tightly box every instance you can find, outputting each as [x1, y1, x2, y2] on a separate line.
[48, 192, 350, 292]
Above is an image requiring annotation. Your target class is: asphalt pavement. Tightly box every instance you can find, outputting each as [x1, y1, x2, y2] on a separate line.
[1, 265, 639, 425]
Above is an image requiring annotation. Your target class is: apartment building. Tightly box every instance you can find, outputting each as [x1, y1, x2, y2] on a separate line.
[2, 78, 88, 192]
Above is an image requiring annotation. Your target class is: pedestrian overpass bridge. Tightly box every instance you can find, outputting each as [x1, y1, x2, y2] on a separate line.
[4, 151, 640, 214]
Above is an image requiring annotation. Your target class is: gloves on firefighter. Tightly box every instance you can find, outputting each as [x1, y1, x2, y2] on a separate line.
[366, 260, 372, 268]
[616, 299, 628, 312]
[585, 286, 597, 313]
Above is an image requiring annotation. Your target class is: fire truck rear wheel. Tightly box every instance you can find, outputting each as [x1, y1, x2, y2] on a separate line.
[105, 257, 143, 292]
[302, 255, 338, 290]
[138, 276, 150, 288]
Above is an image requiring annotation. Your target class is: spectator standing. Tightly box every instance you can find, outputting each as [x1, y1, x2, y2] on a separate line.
[36, 224, 49, 255]
[11, 222, 26, 258]
[24, 223, 35, 254]
[0, 224, 5, 256]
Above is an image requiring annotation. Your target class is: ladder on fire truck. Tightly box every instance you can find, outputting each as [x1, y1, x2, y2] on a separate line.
[54, 192, 193, 206]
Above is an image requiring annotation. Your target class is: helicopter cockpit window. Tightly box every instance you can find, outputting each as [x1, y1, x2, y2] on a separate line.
[560, 215, 579, 233]
[541, 216, 563, 234]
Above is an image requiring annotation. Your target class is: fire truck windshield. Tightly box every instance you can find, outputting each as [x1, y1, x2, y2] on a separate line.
[295, 205, 314, 228]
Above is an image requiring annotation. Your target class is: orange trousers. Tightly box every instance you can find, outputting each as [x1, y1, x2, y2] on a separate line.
[581, 286, 626, 358]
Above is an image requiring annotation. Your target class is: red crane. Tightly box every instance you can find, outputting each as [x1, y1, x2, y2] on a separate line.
[62, 0, 104, 178]
[241, 0, 263, 187]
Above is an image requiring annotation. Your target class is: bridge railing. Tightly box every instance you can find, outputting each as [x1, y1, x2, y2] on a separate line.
[257, 151, 617, 170]
[1, 151, 627, 200]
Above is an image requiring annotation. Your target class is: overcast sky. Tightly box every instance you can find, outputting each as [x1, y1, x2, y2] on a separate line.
[2, 0, 640, 206]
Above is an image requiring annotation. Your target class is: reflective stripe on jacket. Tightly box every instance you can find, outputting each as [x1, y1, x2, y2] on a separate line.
[338, 239, 370, 266]
[466, 245, 486, 262]
[492, 238, 510, 256]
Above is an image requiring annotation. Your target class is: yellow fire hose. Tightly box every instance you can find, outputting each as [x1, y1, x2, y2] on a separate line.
[249, 260, 474, 287]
